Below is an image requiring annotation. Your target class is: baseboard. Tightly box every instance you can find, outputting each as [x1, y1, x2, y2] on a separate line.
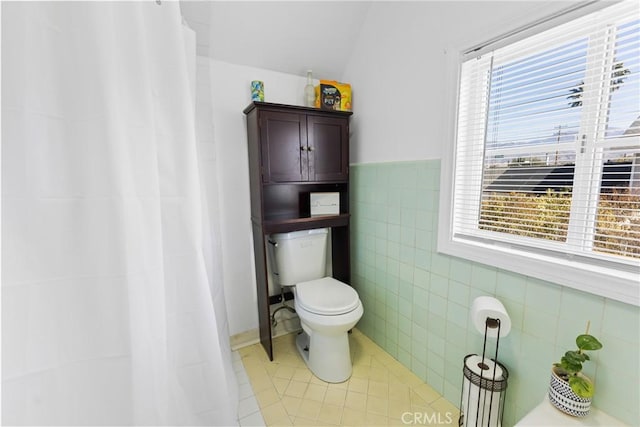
[231, 299, 304, 351]
[230, 320, 302, 351]
[230, 328, 260, 351]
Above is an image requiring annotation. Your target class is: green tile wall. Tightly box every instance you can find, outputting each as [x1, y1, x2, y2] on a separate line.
[350, 160, 639, 426]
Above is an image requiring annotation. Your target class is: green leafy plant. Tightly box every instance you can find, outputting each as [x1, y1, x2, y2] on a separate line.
[554, 325, 603, 398]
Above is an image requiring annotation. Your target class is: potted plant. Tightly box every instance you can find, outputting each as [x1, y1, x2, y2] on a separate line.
[548, 322, 603, 417]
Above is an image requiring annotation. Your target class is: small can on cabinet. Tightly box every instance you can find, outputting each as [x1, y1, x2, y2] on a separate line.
[251, 80, 264, 101]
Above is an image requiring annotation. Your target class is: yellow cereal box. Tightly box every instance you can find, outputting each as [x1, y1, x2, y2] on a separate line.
[314, 80, 352, 111]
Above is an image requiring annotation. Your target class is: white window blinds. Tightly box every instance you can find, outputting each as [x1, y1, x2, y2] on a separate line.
[453, 1, 639, 267]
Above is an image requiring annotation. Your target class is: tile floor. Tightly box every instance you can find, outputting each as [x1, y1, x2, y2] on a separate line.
[237, 329, 459, 426]
[234, 349, 267, 426]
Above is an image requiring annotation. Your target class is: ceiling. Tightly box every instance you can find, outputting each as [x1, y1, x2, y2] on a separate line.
[180, 1, 372, 79]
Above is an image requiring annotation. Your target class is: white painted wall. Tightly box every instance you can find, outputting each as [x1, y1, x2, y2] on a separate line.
[208, 60, 310, 335]
[342, 1, 574, 164]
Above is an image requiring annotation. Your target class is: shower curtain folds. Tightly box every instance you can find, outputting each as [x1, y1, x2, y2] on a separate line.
[1, 2, 238, 425]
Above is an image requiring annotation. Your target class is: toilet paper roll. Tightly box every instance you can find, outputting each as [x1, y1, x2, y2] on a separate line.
[462, 355, 505, 427]
[471, 296, 511, 338]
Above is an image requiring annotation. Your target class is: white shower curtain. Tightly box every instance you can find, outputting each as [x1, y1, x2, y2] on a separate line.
[2, 2, 238, 425]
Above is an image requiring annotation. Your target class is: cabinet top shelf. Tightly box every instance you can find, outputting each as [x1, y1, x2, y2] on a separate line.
[259, 213, 350, 234]
[243, 101, 353, 117]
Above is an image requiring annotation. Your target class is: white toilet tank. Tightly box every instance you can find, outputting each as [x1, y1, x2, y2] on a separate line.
[271, 228, 328, 286]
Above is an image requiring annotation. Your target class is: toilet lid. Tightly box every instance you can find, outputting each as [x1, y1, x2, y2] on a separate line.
[296, 277, 360, 316]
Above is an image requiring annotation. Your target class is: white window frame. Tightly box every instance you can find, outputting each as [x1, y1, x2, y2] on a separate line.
[438, 1, 640, 306]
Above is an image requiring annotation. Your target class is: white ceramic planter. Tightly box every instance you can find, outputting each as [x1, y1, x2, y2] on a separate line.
[548, 367, 592, 417]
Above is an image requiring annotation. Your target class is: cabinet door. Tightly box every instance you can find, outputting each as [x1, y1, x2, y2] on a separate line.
[261, 111, 308, 182]
[307, 115, 349, 182]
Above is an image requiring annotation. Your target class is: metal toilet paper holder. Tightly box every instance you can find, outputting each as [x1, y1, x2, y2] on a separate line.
[458, 317, 509, 427]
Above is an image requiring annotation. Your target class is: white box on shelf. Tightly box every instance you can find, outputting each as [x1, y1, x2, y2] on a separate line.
[310, 192, 339, 216]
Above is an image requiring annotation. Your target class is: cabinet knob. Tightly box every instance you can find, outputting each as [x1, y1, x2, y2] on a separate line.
[308, 146, 314, 151]
[300, 146, 307, 151]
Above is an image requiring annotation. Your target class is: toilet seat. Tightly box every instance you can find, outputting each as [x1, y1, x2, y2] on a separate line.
[296, 277, 360, 316]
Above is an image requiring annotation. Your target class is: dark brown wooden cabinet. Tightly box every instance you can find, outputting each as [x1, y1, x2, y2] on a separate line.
[244, 101, 352, 360]
[259, 110, 349, 183]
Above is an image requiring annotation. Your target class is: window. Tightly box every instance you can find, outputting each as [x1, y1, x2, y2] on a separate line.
[440, 1, 640, 304]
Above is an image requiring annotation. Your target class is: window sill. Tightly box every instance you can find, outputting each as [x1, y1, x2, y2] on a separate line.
[437, 233, 640, 306]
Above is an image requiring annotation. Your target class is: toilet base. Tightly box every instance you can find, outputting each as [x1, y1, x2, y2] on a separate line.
[296, 331, 311, 365]
[296, 330, 352, 383]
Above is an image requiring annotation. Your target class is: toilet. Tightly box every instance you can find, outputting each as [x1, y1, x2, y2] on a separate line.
[269, 228, 363, 383]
